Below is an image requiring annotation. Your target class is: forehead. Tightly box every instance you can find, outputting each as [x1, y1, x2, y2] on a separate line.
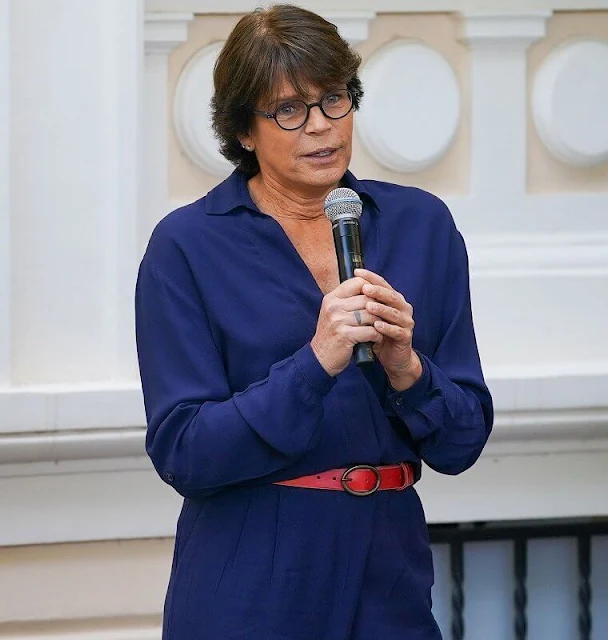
[265, 76, 334, 104]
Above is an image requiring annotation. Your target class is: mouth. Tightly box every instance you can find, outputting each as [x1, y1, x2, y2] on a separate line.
[304, 147, 338, 158]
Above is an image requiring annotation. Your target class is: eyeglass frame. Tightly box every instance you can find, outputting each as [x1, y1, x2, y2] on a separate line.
[252, 89, 358, 131]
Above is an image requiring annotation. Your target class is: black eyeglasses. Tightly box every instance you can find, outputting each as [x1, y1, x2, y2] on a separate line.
[252, 89, 355, 131]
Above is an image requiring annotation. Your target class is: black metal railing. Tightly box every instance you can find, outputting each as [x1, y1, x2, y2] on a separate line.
[429, 520, 608, 640]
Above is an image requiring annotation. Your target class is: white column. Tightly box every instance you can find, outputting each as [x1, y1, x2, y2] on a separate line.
[460, 13, 550, 201]
[323, 11, 375, 47]
[0, 0, 10, 387]
[105, 0, 145, 382]
[11, 0, 143, 385]
[141, 12, 193, 255]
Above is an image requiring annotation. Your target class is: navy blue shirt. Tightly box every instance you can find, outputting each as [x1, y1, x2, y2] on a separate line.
[135, 169, 493, 640]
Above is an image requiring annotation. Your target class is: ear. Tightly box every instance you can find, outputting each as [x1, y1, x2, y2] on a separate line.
[237, 134, 254, 153]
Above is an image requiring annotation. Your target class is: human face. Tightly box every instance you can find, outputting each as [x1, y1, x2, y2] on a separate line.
[242, 79, 354, 196]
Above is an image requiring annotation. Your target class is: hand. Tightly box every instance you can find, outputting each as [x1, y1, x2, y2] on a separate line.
[354, 268, 422, 391]
[311, 277, 383, 377]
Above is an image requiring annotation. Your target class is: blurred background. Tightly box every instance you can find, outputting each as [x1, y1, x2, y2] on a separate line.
[1, 0, 608, 638]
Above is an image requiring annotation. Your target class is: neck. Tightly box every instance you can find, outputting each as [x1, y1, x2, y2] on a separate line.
[249, 172, 339, 222]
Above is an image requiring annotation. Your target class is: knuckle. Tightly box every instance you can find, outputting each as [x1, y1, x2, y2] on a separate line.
[336, 324, 349, 337]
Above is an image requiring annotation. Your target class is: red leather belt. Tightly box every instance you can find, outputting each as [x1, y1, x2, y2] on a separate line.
[273, 462, 415, 497]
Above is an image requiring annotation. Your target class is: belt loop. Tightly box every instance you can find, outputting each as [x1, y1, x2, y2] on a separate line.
[396, 462, 412, 491]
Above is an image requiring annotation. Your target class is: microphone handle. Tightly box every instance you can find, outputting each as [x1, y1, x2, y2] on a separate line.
[332, 219, 375, 366]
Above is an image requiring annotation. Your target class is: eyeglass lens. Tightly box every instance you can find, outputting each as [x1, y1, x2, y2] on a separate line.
[275, 90, 352, 129]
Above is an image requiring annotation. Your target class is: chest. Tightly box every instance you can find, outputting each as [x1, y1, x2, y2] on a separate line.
[280, 223, 340, 296]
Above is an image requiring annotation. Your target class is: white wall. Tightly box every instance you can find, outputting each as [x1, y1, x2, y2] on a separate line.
[1, 0, 608, 636]
[2, 0, 608, 543]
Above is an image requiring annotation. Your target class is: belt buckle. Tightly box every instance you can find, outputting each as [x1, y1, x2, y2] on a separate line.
[341, 464, 381, 496]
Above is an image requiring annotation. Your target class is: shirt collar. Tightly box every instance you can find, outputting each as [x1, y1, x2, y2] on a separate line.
[205, 169, 379, 215]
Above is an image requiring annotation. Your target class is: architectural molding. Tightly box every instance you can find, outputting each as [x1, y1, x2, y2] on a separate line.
[459, 12, 551, 200]
[444, 192, 608, 237]
[0, 384, 144, 435]
[2, 438, 608, 546]
[140, 12, 195, 254]
[466, 232, 608, 276]
[145, 1, 608, 13]
[459, 11, 551, 48]
[487, 408, 608, 456]
[532, 39, 608, 168]
[173, 41, 232, 176]
[417, 448, 608, 524]
[1, 406, 607, 469]
[1, 367, 608, 466]
[143, 11, 194, 55]
[0, 428, 146, 466]
[323, 11, 376, 46]
[357, 40, 460, 172]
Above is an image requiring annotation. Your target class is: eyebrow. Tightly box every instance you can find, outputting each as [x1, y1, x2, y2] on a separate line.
[267, 86, 346, 108]
[265, 93, 306, 109]
[273, 93, 302, 104]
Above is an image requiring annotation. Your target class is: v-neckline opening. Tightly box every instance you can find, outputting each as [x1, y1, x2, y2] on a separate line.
[260, 213, 328, 303]
[242, 179, 330, 303]
[240, 173, 380, 319]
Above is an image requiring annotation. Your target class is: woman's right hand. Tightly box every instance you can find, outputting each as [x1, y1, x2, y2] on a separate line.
[310, 277, 381, 377]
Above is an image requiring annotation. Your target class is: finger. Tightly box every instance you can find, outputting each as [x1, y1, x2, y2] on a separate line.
[340, 325, 382, 343]
[362, 284, 409, 310]
[354, 326, 384, 343]
[331, 276, 368, 299]
[341, 295, 375, 311]
[366, 300, 413, 327]
[354, 268, 393, 290]
[345, 309, 379, 327]
[373, 320, 412, 343]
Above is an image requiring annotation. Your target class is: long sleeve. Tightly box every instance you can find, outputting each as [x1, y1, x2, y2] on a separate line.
[385, 226, 493, 475]
[135, 256, 336, 500]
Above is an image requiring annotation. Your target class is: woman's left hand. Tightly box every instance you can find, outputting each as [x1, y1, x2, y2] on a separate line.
[354, 268, 423, 391]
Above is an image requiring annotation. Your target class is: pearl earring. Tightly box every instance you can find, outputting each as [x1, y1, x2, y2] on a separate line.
[242, 144, 253, 152]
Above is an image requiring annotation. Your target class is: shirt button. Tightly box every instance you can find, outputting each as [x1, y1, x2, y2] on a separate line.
[166, 473, 174, 482]
[395, 397, 404, 406]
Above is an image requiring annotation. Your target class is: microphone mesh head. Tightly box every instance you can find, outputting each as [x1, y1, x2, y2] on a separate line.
[323, 187, 363, 223]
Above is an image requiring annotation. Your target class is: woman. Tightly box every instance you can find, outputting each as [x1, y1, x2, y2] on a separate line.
[135, 5, 493, 639]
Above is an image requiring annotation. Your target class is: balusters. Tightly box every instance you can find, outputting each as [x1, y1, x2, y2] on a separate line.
[578, 534, 591, 640]
[429, 521, 608, 640]
[450, 540, 465, 640]
[514, 537, 528, 640]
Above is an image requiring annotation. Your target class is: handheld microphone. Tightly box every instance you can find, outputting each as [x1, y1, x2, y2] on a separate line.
[323, 188, 375, 366]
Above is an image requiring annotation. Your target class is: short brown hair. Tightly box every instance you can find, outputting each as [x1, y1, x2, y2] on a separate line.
[211, 4, 364, 176]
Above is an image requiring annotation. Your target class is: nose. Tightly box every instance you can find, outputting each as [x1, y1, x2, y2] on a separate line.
[304, 104, 332, 134]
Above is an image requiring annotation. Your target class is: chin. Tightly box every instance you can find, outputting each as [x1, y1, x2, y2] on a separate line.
[301, 164, 348, 190]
